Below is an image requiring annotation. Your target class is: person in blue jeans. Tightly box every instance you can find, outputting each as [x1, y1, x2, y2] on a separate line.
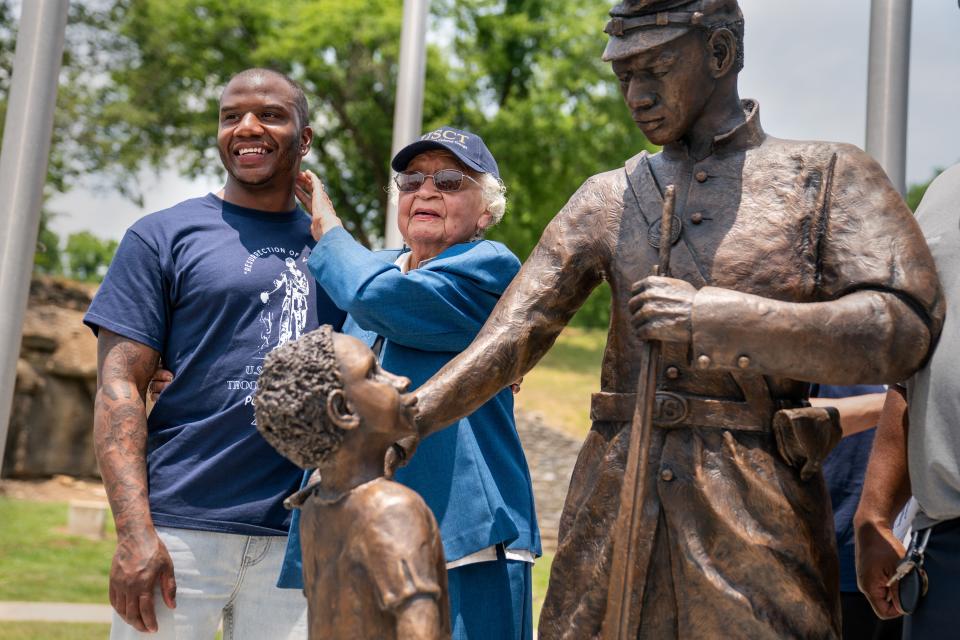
[86, 69, 344, 639]
[283, 126, 540, 639]
[811, 385, 901, 640]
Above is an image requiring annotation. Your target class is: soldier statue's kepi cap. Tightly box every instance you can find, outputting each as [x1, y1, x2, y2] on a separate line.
[603, 0, 742, 62]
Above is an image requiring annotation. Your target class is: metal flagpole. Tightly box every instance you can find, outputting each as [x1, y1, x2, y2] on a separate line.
[385, 0, 430, 249]
[0, 0, 70, 476]
[865, 0, 912, 196]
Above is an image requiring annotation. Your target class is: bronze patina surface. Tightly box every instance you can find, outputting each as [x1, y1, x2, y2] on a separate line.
[413, 1, 944, 638]
[256, 327, 450, 640]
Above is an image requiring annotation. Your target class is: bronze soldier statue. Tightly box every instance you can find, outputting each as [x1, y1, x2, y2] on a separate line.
[412, 0, 944, 638]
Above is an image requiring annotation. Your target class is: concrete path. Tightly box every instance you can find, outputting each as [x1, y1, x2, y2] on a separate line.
[515, 410, 583, 553]
[0, 601, 113, 623]
[0, 601, 534, 636]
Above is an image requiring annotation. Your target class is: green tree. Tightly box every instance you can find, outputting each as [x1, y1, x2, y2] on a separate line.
[81, 0, 649, 324]
[3, 0, 650, 324]
[63, 231, 118, 282]
[435, 0, 652, 324]
[906, 168, 947, 212]
[84, 0, 462, 246]
[0, 1, 122, 272]
[437, 0, 653, 256]
[33, 213, 63, 275]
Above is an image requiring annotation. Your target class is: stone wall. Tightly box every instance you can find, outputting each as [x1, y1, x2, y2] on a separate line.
[3, 277, 99, 478]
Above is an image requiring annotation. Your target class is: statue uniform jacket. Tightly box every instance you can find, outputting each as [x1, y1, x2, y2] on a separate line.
[417, 101, 943, 639]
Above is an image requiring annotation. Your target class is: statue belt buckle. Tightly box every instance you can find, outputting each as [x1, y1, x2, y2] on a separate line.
[653, 391, 689, 426]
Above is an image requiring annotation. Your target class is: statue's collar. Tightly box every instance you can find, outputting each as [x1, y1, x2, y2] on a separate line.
[664, 99, 765, 160]
[284, 473, 388, 509]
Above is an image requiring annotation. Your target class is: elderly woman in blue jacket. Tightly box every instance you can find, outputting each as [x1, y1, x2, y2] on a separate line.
[282, 127, 540, 639]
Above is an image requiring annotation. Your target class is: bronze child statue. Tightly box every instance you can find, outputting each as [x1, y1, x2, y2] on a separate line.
[410, 0, 944, 638]
[255, 325, 451, 640]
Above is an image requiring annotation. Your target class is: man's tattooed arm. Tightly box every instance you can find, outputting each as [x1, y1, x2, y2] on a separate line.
[94, 329, 175, 633]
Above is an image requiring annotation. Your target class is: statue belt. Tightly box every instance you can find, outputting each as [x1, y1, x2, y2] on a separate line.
[590, 390, 770, 432]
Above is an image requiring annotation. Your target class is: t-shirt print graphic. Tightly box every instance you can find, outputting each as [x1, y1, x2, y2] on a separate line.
[257, 256, 310, 358]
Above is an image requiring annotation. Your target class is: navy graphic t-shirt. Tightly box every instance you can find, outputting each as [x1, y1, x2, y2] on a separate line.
[85, 194, 345, 535]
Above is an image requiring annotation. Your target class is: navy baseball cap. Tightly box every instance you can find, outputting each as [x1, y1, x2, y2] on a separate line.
[391, 126, 500, 180]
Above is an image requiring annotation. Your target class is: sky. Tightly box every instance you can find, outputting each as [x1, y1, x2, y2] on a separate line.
[48, 0, 960, 241]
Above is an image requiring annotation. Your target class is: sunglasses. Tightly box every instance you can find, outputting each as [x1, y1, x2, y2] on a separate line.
[394, 169, 481, 193]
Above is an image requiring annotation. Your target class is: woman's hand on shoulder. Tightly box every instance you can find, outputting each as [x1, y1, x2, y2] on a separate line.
[148, 367, 174, 402]
[296, 170, 343, 241]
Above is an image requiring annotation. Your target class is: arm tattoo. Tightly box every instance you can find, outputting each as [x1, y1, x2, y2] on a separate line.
[93, 330, 160, 537]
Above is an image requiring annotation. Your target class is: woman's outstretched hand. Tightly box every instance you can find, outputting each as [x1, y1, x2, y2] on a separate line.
[296, 170, 343, 241]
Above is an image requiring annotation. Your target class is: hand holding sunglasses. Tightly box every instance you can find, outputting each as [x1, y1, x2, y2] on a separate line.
[394, 169, 481, 193]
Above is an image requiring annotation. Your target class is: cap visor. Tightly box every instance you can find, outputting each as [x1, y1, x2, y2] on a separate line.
[602, 26, 690, 61]
[391, 140, 485, 174]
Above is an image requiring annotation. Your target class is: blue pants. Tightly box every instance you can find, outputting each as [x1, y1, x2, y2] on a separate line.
[448, 556, 533, 640]
[904, 518, 960, 640]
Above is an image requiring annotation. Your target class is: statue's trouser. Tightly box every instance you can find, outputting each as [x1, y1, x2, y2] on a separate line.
[538, 399, 841, 640]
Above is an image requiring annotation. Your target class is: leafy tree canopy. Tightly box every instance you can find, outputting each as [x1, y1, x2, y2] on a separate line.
[75, 0, 653, 259]
[905, 168, 946, 212]
[5, 1, 955, 321]
[0, 0, 651, 322]
[63, 231, 119, 282]
[0, 1, 123, 274]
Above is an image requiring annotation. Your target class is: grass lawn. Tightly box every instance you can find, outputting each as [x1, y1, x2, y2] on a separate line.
[0, 622, 111, 640]
[1, 497, 552, 634]
[0, 498, 114, 603]
[0, 321, 604, 629]
[0, 624, 221, 640]
[515, 326, 606, 439]
[531, 551, 553, 624]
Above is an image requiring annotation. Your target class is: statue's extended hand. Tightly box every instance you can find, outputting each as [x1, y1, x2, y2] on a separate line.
[384, 436, 419, 479]
[628, 275, 695, 343]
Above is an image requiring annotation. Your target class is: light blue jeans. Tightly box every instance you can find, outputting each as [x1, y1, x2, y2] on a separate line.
[110, 526, 307, 640]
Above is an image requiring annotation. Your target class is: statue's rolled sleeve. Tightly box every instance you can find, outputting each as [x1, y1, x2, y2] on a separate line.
[691, 287, 932, 384]
[690, 144, 944, 385]
[819, 145, 943, 325]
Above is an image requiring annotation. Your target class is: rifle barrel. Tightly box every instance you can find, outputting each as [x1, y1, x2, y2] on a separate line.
[602, 184, 677, 639]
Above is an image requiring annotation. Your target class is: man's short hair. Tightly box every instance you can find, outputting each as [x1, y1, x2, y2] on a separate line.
[222, 68, 310, 130]
[255, 325, 345, 468]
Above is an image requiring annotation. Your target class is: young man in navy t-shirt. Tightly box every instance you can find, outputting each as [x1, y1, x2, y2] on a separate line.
[85, 68, 343, 639]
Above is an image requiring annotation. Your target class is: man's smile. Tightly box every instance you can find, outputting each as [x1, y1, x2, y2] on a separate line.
[233, 143, 273, 165]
